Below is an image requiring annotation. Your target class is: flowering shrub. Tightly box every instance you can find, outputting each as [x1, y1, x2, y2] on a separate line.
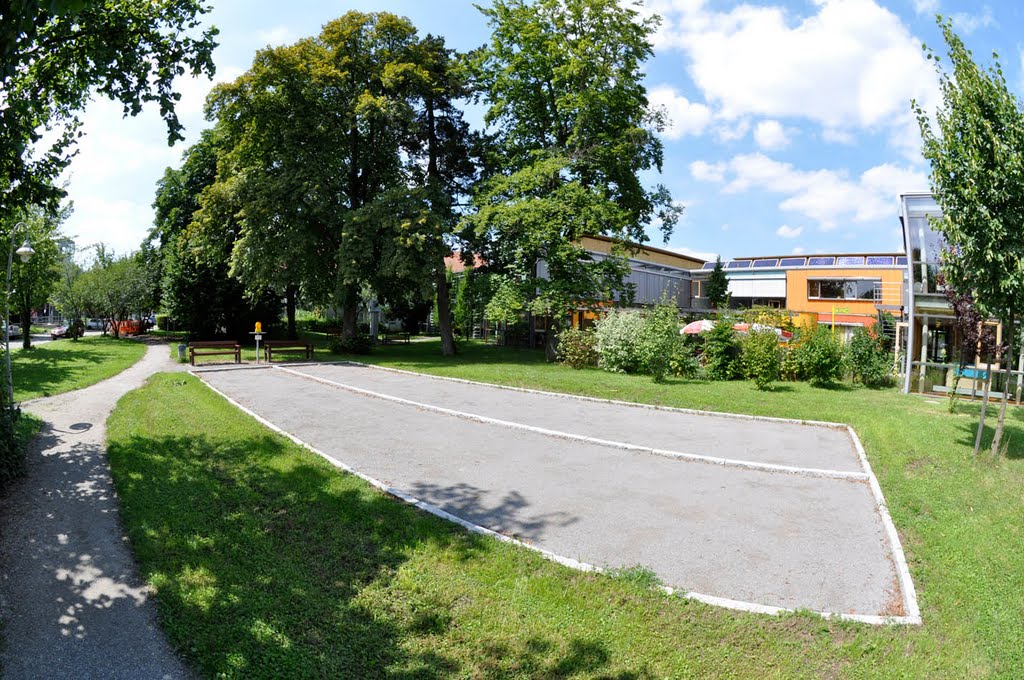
[594, 309, 645, 374]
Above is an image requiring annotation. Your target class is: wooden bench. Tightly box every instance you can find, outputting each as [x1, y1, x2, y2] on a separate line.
[189, 340, 241, 365]
[381, 331, 410, 345]
[263, 340, 314, 362]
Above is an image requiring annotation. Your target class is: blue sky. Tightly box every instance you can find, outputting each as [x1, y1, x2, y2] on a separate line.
[59, 0, 1024, 262]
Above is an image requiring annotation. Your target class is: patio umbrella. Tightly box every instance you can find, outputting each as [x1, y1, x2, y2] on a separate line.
[680, 319, 716, 334]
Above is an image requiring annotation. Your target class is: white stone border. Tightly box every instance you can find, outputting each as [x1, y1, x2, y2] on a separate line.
[191, 369, 921, 626]
[846, 425, 922, 624]
[275, 365, 867, 482]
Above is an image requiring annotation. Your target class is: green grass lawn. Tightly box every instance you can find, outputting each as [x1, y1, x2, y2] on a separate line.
[12, 335, 147, 401]
[107, 338, 1024, 678]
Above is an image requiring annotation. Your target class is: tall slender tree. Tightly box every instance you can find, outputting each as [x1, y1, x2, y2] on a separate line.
[914, 18, 1024, 456]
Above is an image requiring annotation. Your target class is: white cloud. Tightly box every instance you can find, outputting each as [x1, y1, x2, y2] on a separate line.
[649, 85, 713, 139]
[822, 128, 856, 144]
[646, 0, 939, 158]
[913, 0, 939, 15]
[754, 120, 790, 150]
[792, 246, 806, 255]
[701, 152, 929, 231]
[689, 159, 727, 182]
[713, 118, 750, 143]
[950, 7, 995, 35]
[776, 224, 803, 238]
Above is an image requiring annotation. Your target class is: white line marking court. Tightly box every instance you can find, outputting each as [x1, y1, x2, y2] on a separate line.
[194, 361, 919, 624]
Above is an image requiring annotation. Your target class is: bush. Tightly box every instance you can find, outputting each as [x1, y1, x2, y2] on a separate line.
[595, 310, 645, 374]
[780, 344, 801, 381]
[669, 336, 700, 379]
[155, 313, 170, 331]
[635, 300, 684, 382]
[703, 316, 741, 380]
[796, 325, 846, 386]
[329, 334, 373, 355]
[0, 409, 24, 489]
[741, 330, 782, 390]
[848, 326, 894, 387]
[556, 326, 598, 369]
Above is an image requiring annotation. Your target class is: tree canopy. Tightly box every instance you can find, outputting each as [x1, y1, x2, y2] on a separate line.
[468, 0, 682, 357]
[1, 0, 218, 221]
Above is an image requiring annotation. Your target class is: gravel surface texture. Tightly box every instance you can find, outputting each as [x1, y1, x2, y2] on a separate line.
[197, 363, 904, 618]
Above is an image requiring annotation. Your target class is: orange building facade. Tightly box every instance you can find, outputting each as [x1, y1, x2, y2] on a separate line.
[692, 254, 906, 339]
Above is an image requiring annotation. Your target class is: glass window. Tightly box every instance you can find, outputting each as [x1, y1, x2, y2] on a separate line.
[808, 278, 881, 300]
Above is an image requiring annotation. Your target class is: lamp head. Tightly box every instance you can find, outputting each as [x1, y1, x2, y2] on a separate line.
[15, 241, 33, 263]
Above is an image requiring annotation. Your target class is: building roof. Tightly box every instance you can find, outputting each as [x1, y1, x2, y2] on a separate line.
[580, 234, 705, 270]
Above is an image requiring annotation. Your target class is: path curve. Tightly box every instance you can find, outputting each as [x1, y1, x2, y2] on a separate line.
[0, 344, 189, 680]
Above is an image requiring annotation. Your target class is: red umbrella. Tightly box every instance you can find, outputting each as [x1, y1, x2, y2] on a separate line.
[681, 319, 716, 334]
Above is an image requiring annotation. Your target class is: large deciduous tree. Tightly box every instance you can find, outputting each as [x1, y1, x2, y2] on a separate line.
[469, 0, 682, 359]
[204, 12, 420, 341]
[914, 18, 1024, 457]
[151, 129, 279, 339]
[1, 0, 217, 221]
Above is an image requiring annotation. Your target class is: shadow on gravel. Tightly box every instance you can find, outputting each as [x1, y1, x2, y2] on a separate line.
[106, 432, 622, 678]
[0, 421, 159, 674]
[405, 481, 579, 544]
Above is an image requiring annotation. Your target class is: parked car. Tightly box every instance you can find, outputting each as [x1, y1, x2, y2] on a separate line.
[1, 322, 21, 339]
[50, 325, 82, 340]
[85, 318, 104, 331]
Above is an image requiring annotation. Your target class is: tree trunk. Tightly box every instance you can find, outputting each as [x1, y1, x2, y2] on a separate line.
[341, 296, 358, 340]
[545, 314, 559, 362]
[435, 264, 456, 357]
[973, 361, 992, 459]
[990, 315, 1015, 457]
[19, 304, 30, 350]
[285, 285, 297, 340]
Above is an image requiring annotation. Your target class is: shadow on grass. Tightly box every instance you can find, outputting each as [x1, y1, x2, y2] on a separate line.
[109, 432, 619, 678]
[955, 418, 1024, 460]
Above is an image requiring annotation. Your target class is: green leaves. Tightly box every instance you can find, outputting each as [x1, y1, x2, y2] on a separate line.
[1, 0, 217, 221]
[916, 18, 1024, 324]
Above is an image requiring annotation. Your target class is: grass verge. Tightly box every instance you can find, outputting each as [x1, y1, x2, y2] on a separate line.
[11, 335, 147, 401]
[109, 361, 1023, 677]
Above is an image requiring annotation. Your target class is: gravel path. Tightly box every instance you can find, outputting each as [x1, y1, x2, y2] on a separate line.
[0, 344, 189, 680]
[197, 363, 911, 620]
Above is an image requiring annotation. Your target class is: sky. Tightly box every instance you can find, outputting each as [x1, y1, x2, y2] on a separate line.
[56, 0, 1024, 262]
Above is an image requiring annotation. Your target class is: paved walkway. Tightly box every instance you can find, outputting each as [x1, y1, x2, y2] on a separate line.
[0, 344, 189, 680]
[196, 362, 918, 623]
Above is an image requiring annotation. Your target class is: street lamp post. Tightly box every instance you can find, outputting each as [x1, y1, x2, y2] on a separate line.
[5, 222, 34, 411]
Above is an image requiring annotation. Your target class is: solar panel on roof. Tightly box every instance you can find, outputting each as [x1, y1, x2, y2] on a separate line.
[779, 257, 806, 267]
[866, 255, 895, 266]
[837, 256, 864, 266]
[726, 260, 751, 268]
[752, 258, 779, 267]
[895, 256, 908, 265]
[701, 262, 716, 270]
[808, 256, 836, 266]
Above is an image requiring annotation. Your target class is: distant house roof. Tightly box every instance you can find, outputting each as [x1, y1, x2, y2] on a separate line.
[444, 252, 487, 273]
